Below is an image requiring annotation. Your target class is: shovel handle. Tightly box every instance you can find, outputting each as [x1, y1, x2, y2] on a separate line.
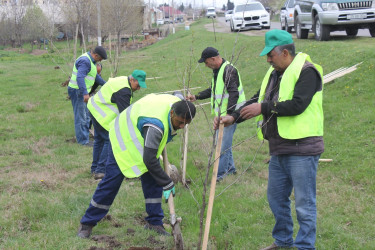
[162, 148, 176, 215]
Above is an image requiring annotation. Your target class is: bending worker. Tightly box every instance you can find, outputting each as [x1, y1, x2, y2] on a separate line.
[87, 70, 147, 180]
[78, 93, 196, 238]
[187, 47, 246, 182]
[68, 46, 107, 146]
[215, 30, 324, 250]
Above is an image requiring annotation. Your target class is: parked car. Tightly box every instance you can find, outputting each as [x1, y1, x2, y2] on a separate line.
[280, 0, 295, 33]
[230, 1, 270, 31]
[156, 19, 164, 25]
[225, 10, 233, 22]
[206, 7, 216, 18]
[294, 0, 375, 40]
[164, 18, 173, 24]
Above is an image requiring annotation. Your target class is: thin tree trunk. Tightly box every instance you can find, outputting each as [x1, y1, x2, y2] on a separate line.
[81, 22, 86, 52]
[74, 24, 79, 61]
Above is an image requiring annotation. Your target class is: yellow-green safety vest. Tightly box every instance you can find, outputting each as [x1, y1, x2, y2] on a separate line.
[87, 76, 132, 131]
[109, 94, 180, 178]
[68, 52, 97, 93]
[210, 61, 246, 116]
[256, 52, 324, 140]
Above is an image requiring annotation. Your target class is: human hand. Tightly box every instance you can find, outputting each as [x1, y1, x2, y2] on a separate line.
[213, 115, 235, 130]
[83, 94, 90, 103]
[163, 186, 175, 203]
[185, 95, 196, 102]
[239, 103, 261, 120]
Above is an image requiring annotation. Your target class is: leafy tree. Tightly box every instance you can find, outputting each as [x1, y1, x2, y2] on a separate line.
[22, 5, 47, 49]
[222, 4, 226, 11]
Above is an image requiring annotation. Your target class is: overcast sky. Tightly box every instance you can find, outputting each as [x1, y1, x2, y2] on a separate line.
[147, 0, 233, 9]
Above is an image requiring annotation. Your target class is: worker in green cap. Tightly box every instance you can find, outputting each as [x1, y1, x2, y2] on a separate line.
[87, 70, 147, 180]
[215, 29, 324, 250]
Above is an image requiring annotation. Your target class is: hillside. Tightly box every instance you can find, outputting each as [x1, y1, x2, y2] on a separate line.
[0, 19, 374, 249]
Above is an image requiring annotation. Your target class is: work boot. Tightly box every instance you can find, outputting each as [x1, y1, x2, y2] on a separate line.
[144, 223, 170, 236]
[94, 173, 105, 180]
[77, 223, 94, 238]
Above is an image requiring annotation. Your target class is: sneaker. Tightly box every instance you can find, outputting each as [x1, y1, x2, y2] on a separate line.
[83, 141, 94, 147]
[77, 223, 94, 238]
[260, 243, 280, 250]
[94, 173, 105, 180]
[144, 223, 170, 236]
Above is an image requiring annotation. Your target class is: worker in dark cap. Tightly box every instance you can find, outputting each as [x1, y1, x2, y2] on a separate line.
[187, 47, 246, 182]
[68, 46, 107, 146]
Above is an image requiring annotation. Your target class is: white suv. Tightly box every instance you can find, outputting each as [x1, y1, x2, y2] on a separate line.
[206, 7, 216, 18]
[230, 1, 270, 31]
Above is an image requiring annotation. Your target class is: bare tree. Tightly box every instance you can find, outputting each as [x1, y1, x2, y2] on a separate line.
[62, 0, 95, 50]
[3, 2, 27, 47]
[101, 0, 144, 76]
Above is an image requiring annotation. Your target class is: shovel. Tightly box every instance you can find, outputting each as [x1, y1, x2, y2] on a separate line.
[162, 147, 184, 250]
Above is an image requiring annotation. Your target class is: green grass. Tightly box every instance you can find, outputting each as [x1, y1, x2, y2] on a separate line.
[1, 18, 375, 249]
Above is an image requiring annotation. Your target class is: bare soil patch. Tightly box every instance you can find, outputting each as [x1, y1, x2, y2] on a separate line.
[30, 49, 48, 56]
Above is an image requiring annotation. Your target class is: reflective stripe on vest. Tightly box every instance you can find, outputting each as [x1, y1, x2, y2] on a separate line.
[255, 52, 324, 140]
[69, 71, 95, 85]
[87, 76, 131, 131]
[210, 61, 246, 116]
[109, 94, 180, 178]
[68, 52, 97, 92]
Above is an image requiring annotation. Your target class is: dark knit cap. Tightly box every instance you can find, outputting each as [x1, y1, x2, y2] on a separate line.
[94, 46, 107, 60]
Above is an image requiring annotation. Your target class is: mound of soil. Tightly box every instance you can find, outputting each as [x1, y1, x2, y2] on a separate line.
[30, 49, 48, 56]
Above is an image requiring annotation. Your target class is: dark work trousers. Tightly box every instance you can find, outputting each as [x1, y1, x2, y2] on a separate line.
[80, 143, 164, 226]
[89, 112, 109, 174]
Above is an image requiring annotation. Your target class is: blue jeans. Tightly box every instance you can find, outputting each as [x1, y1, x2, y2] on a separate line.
[217, 123, 237, 179]
[267, 155, 320, 250]
[68, 87, 90, 145]
[81, 143, 164, 226]
[90, 112, 109, 174]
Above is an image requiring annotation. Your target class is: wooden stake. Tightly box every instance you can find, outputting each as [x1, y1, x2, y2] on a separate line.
[202, 123, 224, 250]
[181, 124, 188, 186]
[319, 158, 333, 162]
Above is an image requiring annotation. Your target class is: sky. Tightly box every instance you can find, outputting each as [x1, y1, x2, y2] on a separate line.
[148, 0, 232, 9]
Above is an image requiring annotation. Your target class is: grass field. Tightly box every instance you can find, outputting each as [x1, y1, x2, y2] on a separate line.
[0, 18, 375, 249]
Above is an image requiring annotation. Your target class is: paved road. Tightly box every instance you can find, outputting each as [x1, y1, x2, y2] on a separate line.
[213, 16, 372, 38]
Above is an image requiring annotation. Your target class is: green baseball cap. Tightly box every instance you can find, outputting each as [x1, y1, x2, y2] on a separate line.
[260, 29, 294, 56]
[132, 70, 147, 88]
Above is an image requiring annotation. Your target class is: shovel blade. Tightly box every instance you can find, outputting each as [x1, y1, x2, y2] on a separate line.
[172, 222, 184, 250]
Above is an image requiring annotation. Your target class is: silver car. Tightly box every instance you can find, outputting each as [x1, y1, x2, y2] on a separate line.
[280, 0, 295, 33]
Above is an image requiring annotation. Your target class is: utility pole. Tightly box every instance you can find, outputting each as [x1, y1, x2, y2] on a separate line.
[97, 0, 101, 46]
[149, 0, 152, 29]
[172, 0, 175, 34]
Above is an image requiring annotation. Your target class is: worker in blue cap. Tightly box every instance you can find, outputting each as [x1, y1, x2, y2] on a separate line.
[215, 29, 324, 250]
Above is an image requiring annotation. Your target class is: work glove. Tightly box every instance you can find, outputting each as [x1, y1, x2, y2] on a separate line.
[163, 182, 175, 203]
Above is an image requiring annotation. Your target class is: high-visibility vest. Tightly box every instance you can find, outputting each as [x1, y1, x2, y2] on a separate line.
[256, 52, 324, 140]
[109, 94, 180, 178]
[68, 52, 96, 93]
[210, 61, 246, 116]
[87, 76, 132, 131]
